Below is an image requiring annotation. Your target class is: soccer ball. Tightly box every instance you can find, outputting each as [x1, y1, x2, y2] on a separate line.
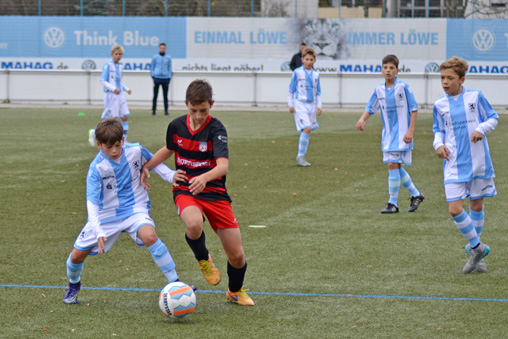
[158, 281, 196, 319]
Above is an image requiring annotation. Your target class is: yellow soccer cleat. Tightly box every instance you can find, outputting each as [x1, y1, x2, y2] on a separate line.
[227, 287, 255, 306]
[198, 255, 221, 285]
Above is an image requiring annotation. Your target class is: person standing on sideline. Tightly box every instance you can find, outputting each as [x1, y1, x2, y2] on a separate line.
[151, 43, 172, 117]
[289, 42, 306, 71]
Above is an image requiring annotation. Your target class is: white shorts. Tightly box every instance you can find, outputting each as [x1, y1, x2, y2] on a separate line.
[74, 213, 155, 255]
[293, 100, 319, 132]
[444, 179, 497, 202]
[102, 92, 130, 119]
[383, 151, 412, 166]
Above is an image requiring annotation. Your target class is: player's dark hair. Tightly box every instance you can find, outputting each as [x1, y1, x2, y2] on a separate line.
[300, 42, 306, 46]
[382, 54, 399, 68]
[159, 42, 166, 47]
[95, 118, 123, 146]
[440, 56, 468, 78]
[186, 80, 213, 105]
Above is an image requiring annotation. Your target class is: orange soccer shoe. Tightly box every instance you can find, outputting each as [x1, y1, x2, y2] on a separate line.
[198, 255, 221, 285]
[227, 287, 255, 306]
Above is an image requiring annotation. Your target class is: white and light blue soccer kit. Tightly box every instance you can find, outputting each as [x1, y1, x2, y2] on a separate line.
[433, 86, 498, 201]
[365, 77, 418, 164]
[100, 59, 130, 119]
[74, 144, 174, 253]
[68, 144, 179, 283]
[288, 66, 322, 132]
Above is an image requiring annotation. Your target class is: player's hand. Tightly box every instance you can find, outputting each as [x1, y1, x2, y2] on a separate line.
[113, 89, 120, 94]
[436, 145, 450, 161]
[189, 175, 207, 195]
[98, 236, 107, 254]
[173, 169, 188, 187]
[403, 131, 414, 143]
[140, 166, 151, 190]
[471, 131, 484, 143]
[289, 107, 295, 113]
[317, 108, 322, 116]
[356, 120, 366, 131]
[127, 89, 132, 95]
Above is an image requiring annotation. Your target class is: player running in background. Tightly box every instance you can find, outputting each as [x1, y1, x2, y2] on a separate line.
[89, 44, 132, 146]
[356, 54, 425, 214]
[288, 47, 322, 167]
[64, 119, 186, 304]
[433, 56, 498, 274]
[141, 80, 254, 306]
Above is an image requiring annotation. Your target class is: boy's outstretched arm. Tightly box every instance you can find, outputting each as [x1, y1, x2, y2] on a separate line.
[141, 146, 174, 190]
[403, 110, 418, 143]
[356, 112, 371, 131]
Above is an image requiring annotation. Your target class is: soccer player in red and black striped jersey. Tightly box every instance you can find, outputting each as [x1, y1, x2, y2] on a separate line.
[141, 80, 254, 306]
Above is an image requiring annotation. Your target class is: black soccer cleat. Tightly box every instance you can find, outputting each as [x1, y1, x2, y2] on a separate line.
[408, 194, 425, 212]
[381, 202, 399, 214]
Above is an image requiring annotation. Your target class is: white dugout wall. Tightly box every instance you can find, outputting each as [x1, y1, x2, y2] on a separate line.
[1, 69, 507, 109]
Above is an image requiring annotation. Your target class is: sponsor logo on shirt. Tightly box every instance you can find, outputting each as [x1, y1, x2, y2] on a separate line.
[177, 158, 212, 168]
[218, 135, 228, 143]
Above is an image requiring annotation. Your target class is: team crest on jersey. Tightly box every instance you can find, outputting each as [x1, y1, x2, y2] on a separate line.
[133, 160, 140, 170]
[398, 93, 404, 100]
[199, 142, 208, 152]
[469, 103, 476, 112]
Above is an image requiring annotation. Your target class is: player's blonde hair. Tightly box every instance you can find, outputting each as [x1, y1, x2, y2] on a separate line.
[440, 56, 468, 78]
[302, 47, 316, 59]
[111, 44, 124, 54]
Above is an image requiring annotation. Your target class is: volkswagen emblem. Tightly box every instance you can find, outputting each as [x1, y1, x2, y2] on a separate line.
[82, 60, 97, 70]
[44, 27, 65, 48]
[280, 61, 291, 72]
[472, 29, 494, 52]
[424, 62, 440, 73]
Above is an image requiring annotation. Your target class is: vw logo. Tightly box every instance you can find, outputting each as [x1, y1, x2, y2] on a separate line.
[424, 62, 440, 73]
[280, 61, 291, 72]
[472, 29, 494, 52]
[82, 60, 97, 70]
[44, 27, 65, 48]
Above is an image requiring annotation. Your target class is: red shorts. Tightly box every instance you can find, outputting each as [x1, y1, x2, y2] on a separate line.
[175, 194, 238, 233]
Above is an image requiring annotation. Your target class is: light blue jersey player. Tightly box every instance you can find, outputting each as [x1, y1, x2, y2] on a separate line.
[65, 119, 188, 304]
[287, 47, 322, 167]
[89, 45, 132, 146]
[356, 55, 424, 214]
[433, 57, 498, 274]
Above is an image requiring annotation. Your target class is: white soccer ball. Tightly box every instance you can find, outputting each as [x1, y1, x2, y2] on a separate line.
[158, 281, 196, 319]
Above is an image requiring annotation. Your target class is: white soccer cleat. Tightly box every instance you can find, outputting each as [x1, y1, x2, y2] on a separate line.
[88, 129, 96, 147]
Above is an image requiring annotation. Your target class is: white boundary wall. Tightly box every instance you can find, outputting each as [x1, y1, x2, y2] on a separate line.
[1, 70, 507, 109]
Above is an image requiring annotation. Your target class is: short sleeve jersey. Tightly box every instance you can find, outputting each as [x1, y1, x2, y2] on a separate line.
[166, 114, 231, 202]
[86, 144, 154, 223]
[432, 87, 498, 184]
[365, 77, 418, 152]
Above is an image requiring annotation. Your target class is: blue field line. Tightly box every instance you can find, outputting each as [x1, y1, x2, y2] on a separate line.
[1, 283, 508, 302]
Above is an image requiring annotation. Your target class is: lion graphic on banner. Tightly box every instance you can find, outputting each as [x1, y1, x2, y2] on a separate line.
[298, 18, 349, 60]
